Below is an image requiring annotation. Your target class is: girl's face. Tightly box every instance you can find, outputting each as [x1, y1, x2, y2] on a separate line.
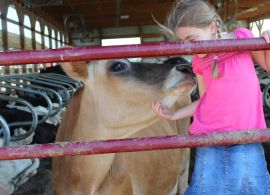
[175, 22, 218, 41]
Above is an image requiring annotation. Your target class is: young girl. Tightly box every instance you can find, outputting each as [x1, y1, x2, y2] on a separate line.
[153, 0, 270, 194]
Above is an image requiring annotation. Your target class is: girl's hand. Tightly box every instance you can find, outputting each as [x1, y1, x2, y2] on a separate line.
[262, 30, 270, 43]
[152, 100, 176, 120]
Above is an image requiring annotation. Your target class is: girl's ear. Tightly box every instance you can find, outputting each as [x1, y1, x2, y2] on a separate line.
[60, 61, 88, 81]
[209, 21, 218, 35]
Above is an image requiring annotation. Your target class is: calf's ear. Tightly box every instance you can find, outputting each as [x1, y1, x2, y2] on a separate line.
[58, 45, 88, 81]
[60, 61, 88, 81]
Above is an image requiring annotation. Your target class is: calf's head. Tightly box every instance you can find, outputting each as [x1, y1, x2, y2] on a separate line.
[61, 59, 195, 133]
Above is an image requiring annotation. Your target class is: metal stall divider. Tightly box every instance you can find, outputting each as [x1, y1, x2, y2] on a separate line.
[0, 71, 83, 142]
[0, 94, 38, 142]
[0, 114, 10, 146]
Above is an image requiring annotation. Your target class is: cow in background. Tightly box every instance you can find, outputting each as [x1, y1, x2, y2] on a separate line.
[52, 59, 195, 195]
[0, 129, 39, 195]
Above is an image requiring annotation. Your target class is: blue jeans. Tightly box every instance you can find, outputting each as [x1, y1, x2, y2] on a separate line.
[185, 143, 270, 195]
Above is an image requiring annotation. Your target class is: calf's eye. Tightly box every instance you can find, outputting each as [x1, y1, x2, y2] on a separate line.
[109, 62, 128, 72]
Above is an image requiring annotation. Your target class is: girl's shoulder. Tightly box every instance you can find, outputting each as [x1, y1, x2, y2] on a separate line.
[232, 28, 254, 39]
[192, 28, 254, 75]
[221, 28, 254, 40]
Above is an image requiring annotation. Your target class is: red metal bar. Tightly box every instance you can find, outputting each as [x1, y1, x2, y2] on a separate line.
[0, 38, 269, 65]
[1, 129, 270, 160]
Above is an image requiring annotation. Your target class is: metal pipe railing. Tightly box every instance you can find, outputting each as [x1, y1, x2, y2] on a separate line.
[0, 38, 269, 65]
[0, 38, 269, 160]
[0, 129, 270, 160]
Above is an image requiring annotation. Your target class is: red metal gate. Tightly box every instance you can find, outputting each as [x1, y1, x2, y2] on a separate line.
[0, 38, 270, 160]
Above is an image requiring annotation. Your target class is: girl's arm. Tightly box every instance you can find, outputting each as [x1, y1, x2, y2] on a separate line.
[153, 74, 205, 120]
[197, 74, 205, 97]
[251, 30, 270, 71]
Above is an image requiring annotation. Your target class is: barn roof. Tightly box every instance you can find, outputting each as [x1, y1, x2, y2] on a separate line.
[15, 0, 270, 31]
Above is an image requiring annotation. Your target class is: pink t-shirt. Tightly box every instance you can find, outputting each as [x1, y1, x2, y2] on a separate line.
[190, 28, 266, 134]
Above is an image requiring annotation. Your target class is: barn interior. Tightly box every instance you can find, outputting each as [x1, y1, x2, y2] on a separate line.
[26, 0, 270, 46]
[0, 1, 270, 194]
[1, 0, 270, 49]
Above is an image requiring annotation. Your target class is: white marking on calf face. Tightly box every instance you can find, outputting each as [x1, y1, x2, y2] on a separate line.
[161, 65, 195, 107]
[87, 61, 95, 88]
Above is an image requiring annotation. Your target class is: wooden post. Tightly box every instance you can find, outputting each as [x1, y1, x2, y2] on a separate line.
[14, 2, 25, 75]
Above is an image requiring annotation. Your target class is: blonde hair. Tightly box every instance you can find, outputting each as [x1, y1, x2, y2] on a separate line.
[160, 0, 222, 40]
